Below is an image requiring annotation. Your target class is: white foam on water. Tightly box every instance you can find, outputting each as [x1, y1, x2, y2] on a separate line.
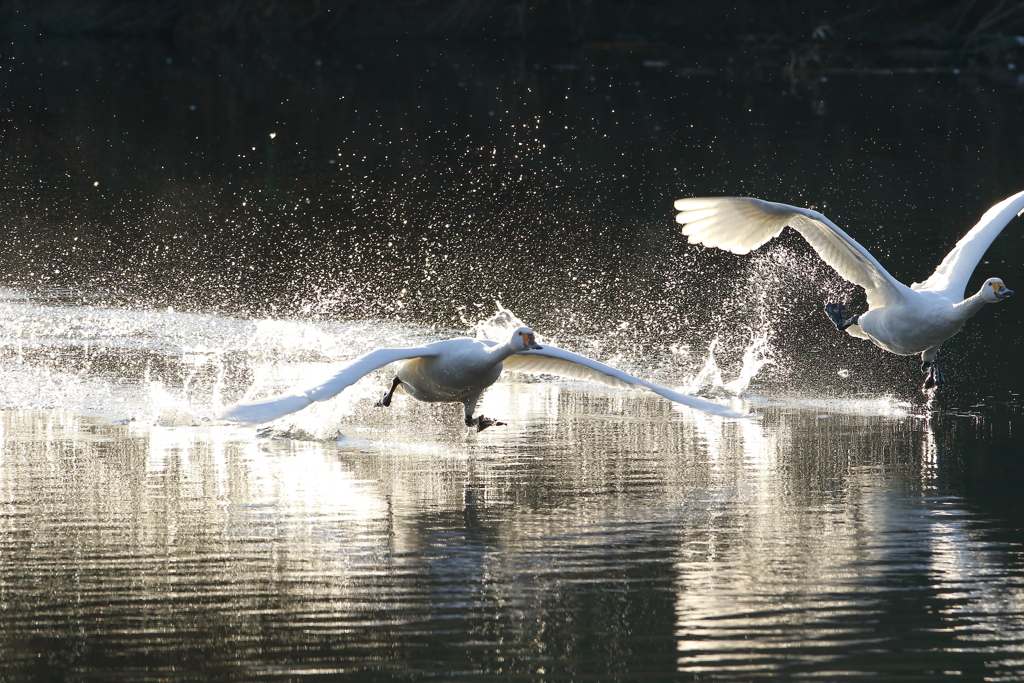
[0, 288, 443, 428]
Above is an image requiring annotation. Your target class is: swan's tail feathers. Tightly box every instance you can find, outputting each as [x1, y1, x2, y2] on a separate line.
[844, 324, 870, 340]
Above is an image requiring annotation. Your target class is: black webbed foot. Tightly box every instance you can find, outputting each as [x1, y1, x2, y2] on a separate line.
[466, 415, 506, 432]
[922, 362, 946, 391]
[824, 303, 860, 331]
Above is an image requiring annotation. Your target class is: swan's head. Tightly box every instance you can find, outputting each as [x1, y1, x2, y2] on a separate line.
[512, 327, 543, 351]
[981, 278, 1014, 303]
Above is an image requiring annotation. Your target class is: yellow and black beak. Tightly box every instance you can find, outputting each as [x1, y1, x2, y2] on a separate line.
[993, 282, 1014, 299]
[521, 332, 543, 350]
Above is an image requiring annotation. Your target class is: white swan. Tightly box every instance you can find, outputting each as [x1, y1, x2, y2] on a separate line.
[222, 327, 750, 428]
[674, 191, 1024, 389]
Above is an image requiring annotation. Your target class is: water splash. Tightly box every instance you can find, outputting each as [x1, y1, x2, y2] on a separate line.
[684, 338, 725, 395]
[0, 290, 434, 428]
[723, 331, 774, 394]
[684, 327, 775, 396]
[465, 302, 530, 342]
[674, 241, 836, 398]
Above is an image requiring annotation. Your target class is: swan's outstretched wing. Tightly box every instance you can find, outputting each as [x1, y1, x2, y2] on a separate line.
[674, 196, 908, 309]
[222, 346, 440, 424]
[502, 346, 752, 419]
[911, 190, 1024, 299]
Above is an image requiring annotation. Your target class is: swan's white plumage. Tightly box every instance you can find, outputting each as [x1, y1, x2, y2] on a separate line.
[222, 328, 751, 425]
[674, 191, 1024, 383]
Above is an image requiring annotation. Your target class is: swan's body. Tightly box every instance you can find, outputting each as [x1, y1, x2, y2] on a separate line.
[222, 327, 750, 428]
[674, 191, 1024, 389]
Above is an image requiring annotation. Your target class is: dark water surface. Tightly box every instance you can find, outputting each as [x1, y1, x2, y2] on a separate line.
[2, 35, 1024, 681]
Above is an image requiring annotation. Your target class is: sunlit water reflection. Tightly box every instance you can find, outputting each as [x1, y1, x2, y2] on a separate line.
[2, 390, 1023, 680]
[0, 290, 1021, 680]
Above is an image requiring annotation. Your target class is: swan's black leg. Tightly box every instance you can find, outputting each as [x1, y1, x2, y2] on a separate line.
[375, 376, 402, 407]
[466, 415, 506, 432]
[824, 303, 860, 331]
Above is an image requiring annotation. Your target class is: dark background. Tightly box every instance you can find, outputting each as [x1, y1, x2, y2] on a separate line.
[5, 0, 1024, 51]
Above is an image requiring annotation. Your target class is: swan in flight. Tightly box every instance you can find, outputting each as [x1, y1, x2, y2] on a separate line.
[221, 327, 750, 428]
[674, 191, 1024, 389]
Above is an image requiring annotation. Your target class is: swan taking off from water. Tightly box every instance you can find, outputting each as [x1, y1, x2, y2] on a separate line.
[222, 327, 750, 428]
[674, 191, 1024, 390]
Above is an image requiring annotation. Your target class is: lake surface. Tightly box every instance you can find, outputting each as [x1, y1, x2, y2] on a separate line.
[2, 34, 1024, 681]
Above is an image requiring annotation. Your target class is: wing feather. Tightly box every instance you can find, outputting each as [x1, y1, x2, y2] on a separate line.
[674, 196, 790, 255]
[221, 345, 440, 424]
[503, 346, 752, 419]
[675, 196, 908, 309]
[911, 190, 1024, 298]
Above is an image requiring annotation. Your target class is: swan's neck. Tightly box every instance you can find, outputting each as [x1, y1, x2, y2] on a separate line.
[487, 340, 521, 362]
[952, 290, 990, 320]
